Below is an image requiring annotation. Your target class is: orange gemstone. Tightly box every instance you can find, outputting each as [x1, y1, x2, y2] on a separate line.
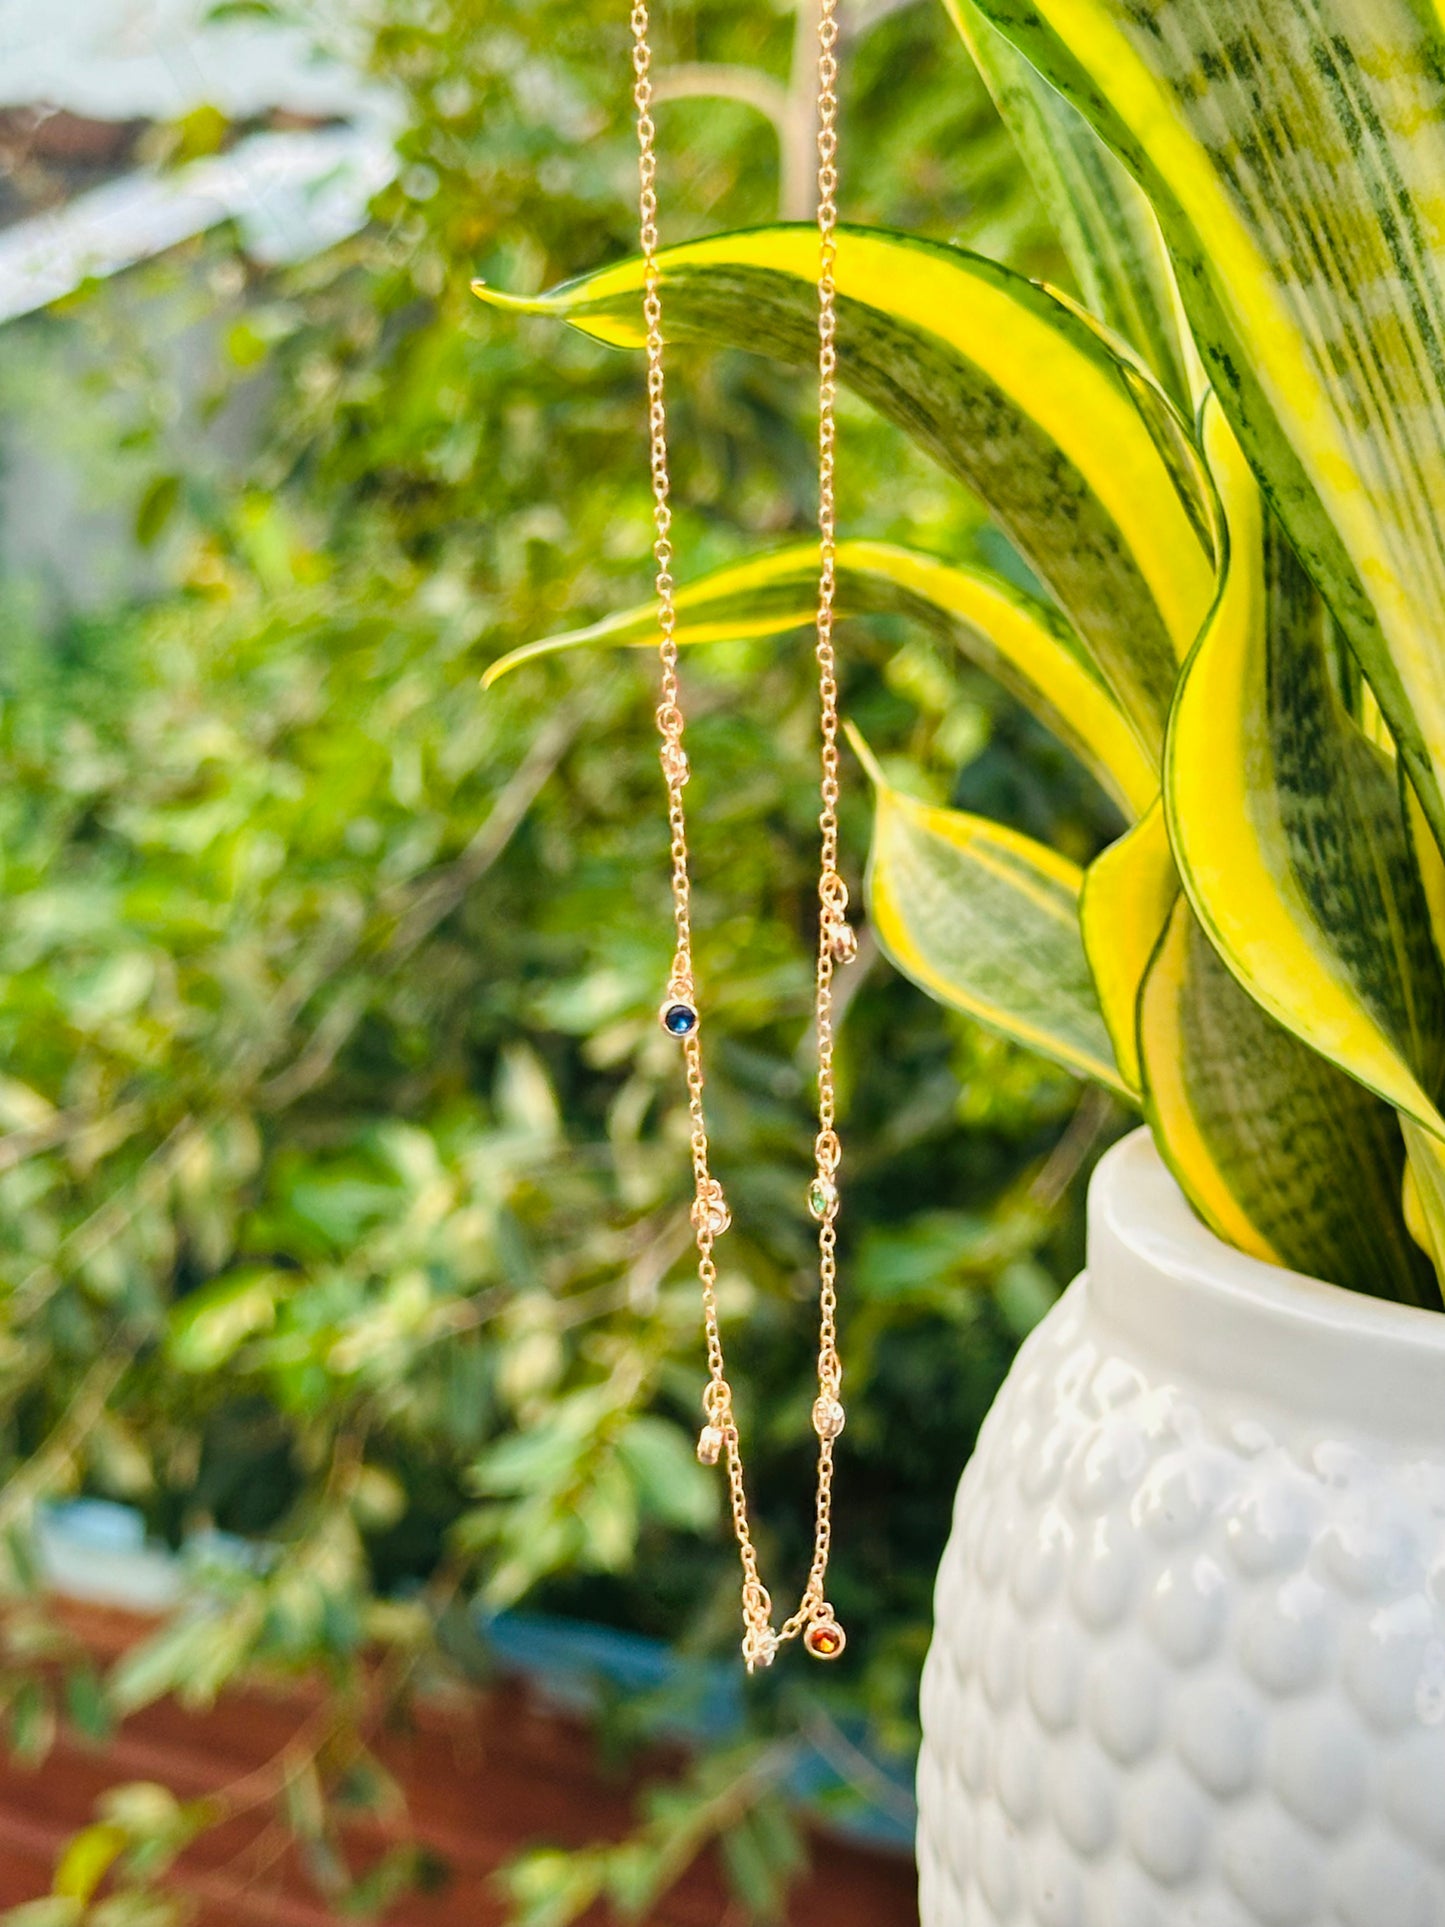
[805, 1619, 846, 1661]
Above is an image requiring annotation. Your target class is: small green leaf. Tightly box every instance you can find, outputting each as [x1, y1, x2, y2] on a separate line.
[95, 1782, 182, 1838]
[2, 1901, 83, 1927]
[574, 1457, 638, 1572]
[134, 475, 180, 550]
[108, 1614, 232, 1716]
[63, 1665, 113, 1745]
[8, 1676, 55, 1767]
[90, 1895, 189, 1927]
[497, 1847, 606, 1927]
[54, 1823, 127, 1902]
[720, 1814, 788, 1921]
[600, 1841, 660, 1920]
[615, 1417, 717, 1533]
[158, 103, 230, 166]
[284, 1756, 327, 1843]
[338, 1845, 427, 1918]
[993, 1259, 1058, 1338]
[167, 1267, 282, 1372]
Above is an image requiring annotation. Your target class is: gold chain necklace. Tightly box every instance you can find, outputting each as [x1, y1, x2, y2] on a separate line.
[629, 0, 852, 1674]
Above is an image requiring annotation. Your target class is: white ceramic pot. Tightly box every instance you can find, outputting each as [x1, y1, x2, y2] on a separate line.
[917, 1127, 1445, 1927]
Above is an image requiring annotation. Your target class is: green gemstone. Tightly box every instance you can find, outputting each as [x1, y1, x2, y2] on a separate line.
[808, 1177, 838, 1221]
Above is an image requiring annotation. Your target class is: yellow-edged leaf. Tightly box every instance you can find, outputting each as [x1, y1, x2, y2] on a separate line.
[1138, 895, 1437, 1304]
[486, 540, 1155, 816]
[1405, 774, 1445, 983]
[973, 0, 1445, 850]
[1078, 797, 1174, 1095]
[1402, 1117, 1445, 1282]
[850, 725, 1125, 1091]
[945, 0, 1199, 411]
[475, 224, 1216, 747]
[1137, 901, 1276, 1265]
[1166, 403, 1445, 1147]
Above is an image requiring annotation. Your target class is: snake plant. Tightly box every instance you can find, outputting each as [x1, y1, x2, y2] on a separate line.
[479, 0, 1445, 1311]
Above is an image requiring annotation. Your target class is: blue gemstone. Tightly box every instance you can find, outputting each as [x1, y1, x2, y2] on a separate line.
[663, 1000, 698, 1037]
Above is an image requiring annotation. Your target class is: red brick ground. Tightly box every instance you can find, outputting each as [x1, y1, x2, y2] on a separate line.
[0, 1602, 919, 1925]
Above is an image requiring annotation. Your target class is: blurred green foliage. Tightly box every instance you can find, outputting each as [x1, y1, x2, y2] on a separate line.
[0, 0, 1124, 1918]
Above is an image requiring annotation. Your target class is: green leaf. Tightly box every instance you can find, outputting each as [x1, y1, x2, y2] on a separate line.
[284, 1755, 327, 1843]
[719, 1813, 788, 1922]
[574, 1456, 638, 1572]
[8, 1676, 55, 1767]
[1139, 894, 1436, 1303]
[972, 0, 1445, 853]
[498, 1846, 607, 1927]
[851, 725, 1125, 1091]
[337, 1845, 428, 1919]
[614, 1417, 717, 1533]
[63, 1664, 113, 1745]
[476, 224, 1216, 747]
[1, 1524, 41, 1595]
[1166, 404, 1445, 1150]
[107, 1609, 258, 1717]
[484, 539, 1156, 817]
[994, 1258, 1060, 1338]
[89, 1897, 188, 1927]
[2, 1903, 83, 1927]
[54, 1824, 127, 1902]
[1073, 732, 1430, 1296]
[470, 1393, 604, 1497]
[134, 475, 180, 550]
[1402, 1116, 1445, 1277]
[95, 1783, 182, 1838]
[167, 1266, 283, 1373]
[945, 0, 1197, 410]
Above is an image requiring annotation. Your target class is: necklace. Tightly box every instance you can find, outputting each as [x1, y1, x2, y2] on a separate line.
[629, 0, 853, 1674]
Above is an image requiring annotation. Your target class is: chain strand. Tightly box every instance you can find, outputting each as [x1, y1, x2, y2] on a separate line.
[631, 0, 848, 1673]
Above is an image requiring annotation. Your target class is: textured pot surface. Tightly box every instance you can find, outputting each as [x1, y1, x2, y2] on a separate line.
[918, 1128, 1445, 1927]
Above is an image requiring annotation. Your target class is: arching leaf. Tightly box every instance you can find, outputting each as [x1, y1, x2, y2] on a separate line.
[475, 224, 1216, 748]
[944, 0, 1198, 410]
[972, 0, 1445, 851]
[1138, 896, 1436, 1305]
[486, 540, 1155, 816]
[1072, 769, 1429, 1298]
[849, 726, 1124, 1092]
[1079, 798, 1174, 1095]
[1166, 404, 1445, 1148]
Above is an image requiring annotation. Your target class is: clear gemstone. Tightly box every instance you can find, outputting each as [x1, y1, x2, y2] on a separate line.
[744, 1626, 780, 1672]
[829, 920, 859, 965]
[808, 1176, 839, 1221]
[812, 1396, 846, 1440]
[696, 1424, 724, 1466]
[691, 1179, 731, 1237]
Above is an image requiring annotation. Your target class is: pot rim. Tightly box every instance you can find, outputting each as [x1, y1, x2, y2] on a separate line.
[1088, 1128, 1445, 1443]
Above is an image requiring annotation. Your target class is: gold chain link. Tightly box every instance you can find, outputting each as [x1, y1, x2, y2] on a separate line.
[630, 0, 850, 1672]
